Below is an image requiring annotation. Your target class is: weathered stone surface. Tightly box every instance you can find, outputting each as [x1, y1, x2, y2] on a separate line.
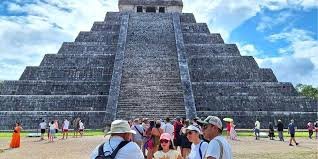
[0, 0, 317, 130]
[0, 81, 109, 95]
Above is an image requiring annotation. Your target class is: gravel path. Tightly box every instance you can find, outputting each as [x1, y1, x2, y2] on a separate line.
[0, 136, 317, 159]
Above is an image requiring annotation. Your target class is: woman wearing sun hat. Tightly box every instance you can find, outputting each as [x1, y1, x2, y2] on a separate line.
[154, 133, 182, 159]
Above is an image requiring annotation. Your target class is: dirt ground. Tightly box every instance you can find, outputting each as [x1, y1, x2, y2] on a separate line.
[0, 136, 317, 159]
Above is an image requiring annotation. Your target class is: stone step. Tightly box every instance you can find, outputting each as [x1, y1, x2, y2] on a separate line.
[0, 80, 109, 95]
[104, 12, 121, 22]
[196, 111, 318, 129]
[0, 95, 107, 111]
[180, 13, 196, 23]
[40, 54, 115, 67]
[195, 96, 317, 112]
[19, 66, 112, 81]
[126, 33, 176, 44]
[0, 111, 106, 130]
[181, 23, 210, 33]
[192, 82, 298, 96]
[188, 56, 259, 70]
[91, 22, 121, 32]
[185, 44, 241, 57]
[58, 42, 117, 55]
[75, 31, 119, 43]
[190, 68, 277, 82]
[183, 33, 224, 44]
[121, 78, 181, 84]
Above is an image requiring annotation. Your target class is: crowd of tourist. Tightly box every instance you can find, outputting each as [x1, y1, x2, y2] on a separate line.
[6, 116, 318, 159]
[91, 116, 233, 159]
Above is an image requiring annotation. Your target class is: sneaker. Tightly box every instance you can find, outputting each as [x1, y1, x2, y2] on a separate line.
[296, 143, 299, 145]
[289, 144, 294, 146]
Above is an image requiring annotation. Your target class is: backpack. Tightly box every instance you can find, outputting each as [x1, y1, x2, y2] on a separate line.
[95, 141, 130, 159]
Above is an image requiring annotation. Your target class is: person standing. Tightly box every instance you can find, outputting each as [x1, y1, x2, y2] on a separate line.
[199, 116, 233, 159]
[180, 119, 192, 158]
[39, 120, 47, 140]
[10, 122, 22, 148]
[62, 119, 70, 139]
[90, 120, 144, 159]
[276, 120, 284, 141]
[288, 120, 299, 146]
[173, 117, 183, 150]
[152, 120, 164, 154]
[79, 120, 85, 137]
[48, 121, 55, 142]
[163, 117, 174, 140]
[131, 118, 145, 149]
[254, 120, 261, 140]
[229, 121, 238, 141]
[268, 122, 275, 140]
[53, 120, 59, 138]
[307, 121, 314, 139]
[315, 119, 318, 139]
[226, 122, 231, 139]
[153, 133, 182, 159]
[186, 125, 208, 159]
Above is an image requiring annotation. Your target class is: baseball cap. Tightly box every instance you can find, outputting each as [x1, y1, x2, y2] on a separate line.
[186, 125, 201, 134]
[198, 116, 223, 130]
[160, 133, 172, 141]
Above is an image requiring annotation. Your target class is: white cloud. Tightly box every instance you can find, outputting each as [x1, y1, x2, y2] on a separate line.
[258, 28, 318, 86]
[256, 11, 294, 32]
[0, 0, 117, 80]
[237, 43, 262, 56]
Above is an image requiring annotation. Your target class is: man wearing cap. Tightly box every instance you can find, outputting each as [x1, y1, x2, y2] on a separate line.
[90, 120, 144, 159]
[199, 116, 233, 159]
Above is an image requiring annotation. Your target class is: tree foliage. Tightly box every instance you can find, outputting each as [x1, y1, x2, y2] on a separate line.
[296, 84, 318, 100]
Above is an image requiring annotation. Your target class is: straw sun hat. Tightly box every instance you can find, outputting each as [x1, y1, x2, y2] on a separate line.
[107, 120, 136, 134]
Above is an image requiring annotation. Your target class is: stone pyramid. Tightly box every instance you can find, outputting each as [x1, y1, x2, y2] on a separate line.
[0, 0, 317, 129]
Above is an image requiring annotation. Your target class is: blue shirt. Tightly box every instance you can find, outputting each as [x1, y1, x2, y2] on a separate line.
[288, 123, 296, 134]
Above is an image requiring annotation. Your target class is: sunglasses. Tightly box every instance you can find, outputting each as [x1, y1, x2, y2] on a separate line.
[160, 139, 170, 144]
[202, 124, 214, 130]
[186, 130, 197, 135]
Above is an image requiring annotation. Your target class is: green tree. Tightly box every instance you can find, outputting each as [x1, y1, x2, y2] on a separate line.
[296, 84, 318, 100]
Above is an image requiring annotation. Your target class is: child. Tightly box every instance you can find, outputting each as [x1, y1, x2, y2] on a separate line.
[154, 133, 182, 159]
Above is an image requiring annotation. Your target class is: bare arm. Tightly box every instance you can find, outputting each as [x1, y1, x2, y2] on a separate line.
[177, 155, 183, 159]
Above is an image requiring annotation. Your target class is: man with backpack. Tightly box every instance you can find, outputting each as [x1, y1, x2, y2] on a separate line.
[90, 120, 144, 159]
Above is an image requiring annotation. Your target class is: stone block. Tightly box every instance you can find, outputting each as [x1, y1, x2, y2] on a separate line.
[58, 42, 118, 55]
[19, 66, 112, 81]
[185, 44, 241, 57]
[0, 81, 109, 95]
[183, 33, 224, 44]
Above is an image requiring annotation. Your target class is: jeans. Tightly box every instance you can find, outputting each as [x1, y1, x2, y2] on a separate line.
[278, 131, 284, 141]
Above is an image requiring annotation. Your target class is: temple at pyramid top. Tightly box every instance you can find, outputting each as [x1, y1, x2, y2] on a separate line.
[118, 0, 183, 13]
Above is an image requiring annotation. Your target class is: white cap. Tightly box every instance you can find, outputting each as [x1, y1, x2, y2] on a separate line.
[186, 125, 202, 134]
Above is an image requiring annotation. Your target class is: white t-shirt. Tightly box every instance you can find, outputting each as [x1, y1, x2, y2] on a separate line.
[189, 141, 208, 159]
[63, 120, 70, 130]
[131, 124, 144, 142]
[49, 123, 55, 130]
[205, 136, 233, 159]
[255, 121, 260, 129]
[79, 122, 84, 129]
[163, 123, 174, 138]
[39, 122, 47, 129]
[90, 136, 144, 159]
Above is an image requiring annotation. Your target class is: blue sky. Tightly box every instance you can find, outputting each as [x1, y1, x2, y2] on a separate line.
[0, 0, 317, 86]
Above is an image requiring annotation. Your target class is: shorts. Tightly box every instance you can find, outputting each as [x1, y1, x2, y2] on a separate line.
[41, 129, 45, 134]
[290, 133, 295, 138]
[63, 129, 69, 132]
[79, 129, 84, 132]
[49, 129, 56, 135]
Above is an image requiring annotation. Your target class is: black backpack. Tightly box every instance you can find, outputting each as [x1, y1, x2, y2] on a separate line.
[95, 141, 130, 159]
